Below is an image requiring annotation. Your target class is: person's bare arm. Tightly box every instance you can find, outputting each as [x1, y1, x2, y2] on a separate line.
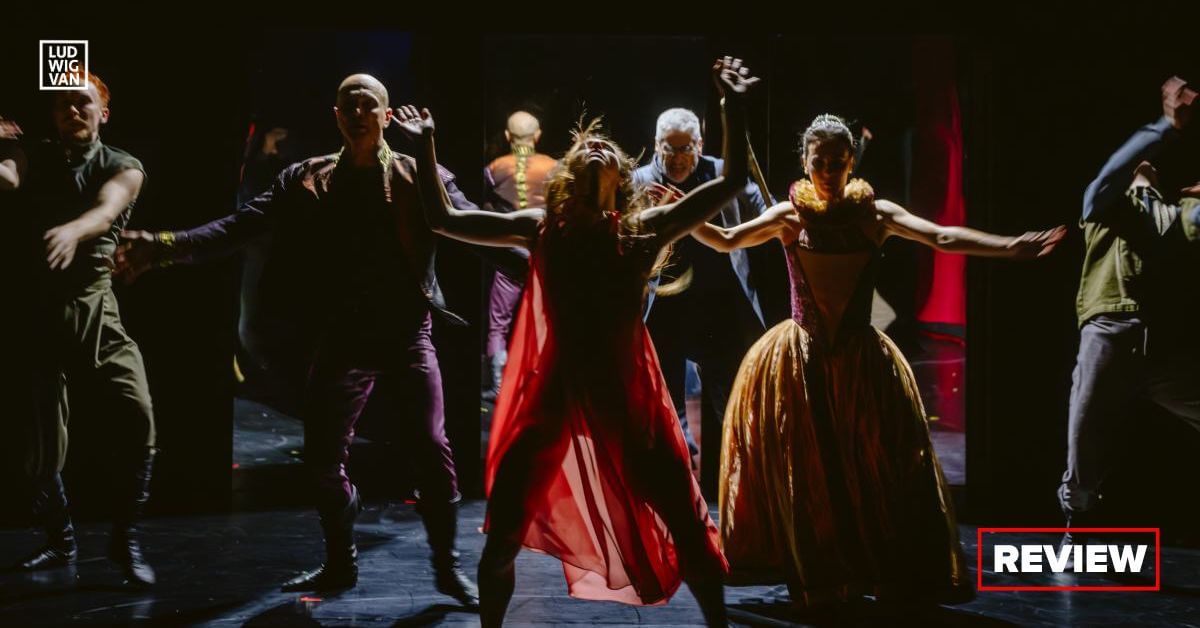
[395, 105, 543, 248]
[0, 150, 24, 191]
[0, 119, 25, 190]
[45, 168, 144, 270]
[875, 198, 1065, 259]
[691, 201, 798, 252]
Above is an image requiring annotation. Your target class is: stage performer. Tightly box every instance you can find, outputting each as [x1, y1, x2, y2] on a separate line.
[2, 73, 157, 587]
[633, 106, 774, 489]
[480, 111, 557, 399]
[693, 113, 1064, 608]
[1057, 76, 1200, 546]
[393, 56, 762, 627]
[114, 74, 478, 605]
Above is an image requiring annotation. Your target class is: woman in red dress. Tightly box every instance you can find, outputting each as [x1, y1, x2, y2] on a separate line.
[393, 57, 760, 627]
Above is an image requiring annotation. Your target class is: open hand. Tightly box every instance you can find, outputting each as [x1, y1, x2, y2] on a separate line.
[645, 182, 685, 206]
[114, 230, 170, 283]
[1008, 225, 1067, 259]
[0, 118, 21, 141]
[392, 105, 435, 139]
[1162, 76, 1196, 130]
[712, 56, 760, 100]
[44, 223, 84, 270]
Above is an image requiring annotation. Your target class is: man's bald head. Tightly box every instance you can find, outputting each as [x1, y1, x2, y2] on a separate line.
[337, 74, 389, 108]
[505, 111, 541, 147]
[334, 74, 392, 149]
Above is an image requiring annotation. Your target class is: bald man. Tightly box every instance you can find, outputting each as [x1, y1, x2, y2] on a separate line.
[115, 74, 479, 604]
[480, 111, 556, 398]
[485, 112, 555, 213]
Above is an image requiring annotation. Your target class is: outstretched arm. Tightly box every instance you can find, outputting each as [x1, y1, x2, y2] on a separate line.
[638, 57, 760, 245]
[395, 106, 543, 249]
[115, 168, 285, 282]
[691, 201, 798, 252]
[875, 199, 1066, 259]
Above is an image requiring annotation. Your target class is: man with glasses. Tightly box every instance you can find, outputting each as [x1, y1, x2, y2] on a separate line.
[634, 107, 775, 493]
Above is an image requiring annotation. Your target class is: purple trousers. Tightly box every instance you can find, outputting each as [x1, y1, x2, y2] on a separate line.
[486, 271, 523, 359]
[303, 313, 458, 513]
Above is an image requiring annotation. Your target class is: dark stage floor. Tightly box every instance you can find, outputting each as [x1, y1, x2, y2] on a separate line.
[3, 397, 1190, 626]
[3, 500, 1200, 627]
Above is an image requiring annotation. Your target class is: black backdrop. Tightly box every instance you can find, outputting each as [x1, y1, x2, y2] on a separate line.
[3, 28, 1197, 537]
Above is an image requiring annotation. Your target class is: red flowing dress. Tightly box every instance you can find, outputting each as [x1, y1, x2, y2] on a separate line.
[484, 216, 726, 605]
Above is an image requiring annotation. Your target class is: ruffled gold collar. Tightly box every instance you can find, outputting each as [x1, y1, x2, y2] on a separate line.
[788, 178, 875, 217]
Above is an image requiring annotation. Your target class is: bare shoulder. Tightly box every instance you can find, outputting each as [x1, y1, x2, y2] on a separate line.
[763, 201, 803, 244]
[873, 198, 905, 217]
[110, 167, 146, 185]
[864, 199, 904, 244]
[765, 200, 798, 220]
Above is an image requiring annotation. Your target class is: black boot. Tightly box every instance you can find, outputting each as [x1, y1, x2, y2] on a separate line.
[418, 499, 479, 608]
[1060, 527, 1089, 550]
[109, 448, 156, 588]
[1058, 508, 1102, 573]
[490, 352, 505, 400]
[282, 485, 360, 592]
[481, 353, 504, 402]
[14, 474, 78, 571]
[687, 575, 729, 628]
[1060, 504, 1103, 549]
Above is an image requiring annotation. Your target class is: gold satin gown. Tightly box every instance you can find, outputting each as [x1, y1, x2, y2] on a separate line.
[718, 180, 973, 606]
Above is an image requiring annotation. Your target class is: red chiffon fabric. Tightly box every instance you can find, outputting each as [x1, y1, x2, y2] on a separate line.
[484, 223, 725, 605]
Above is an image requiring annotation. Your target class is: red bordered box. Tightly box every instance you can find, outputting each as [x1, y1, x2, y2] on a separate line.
[976, 527, 1160, 592]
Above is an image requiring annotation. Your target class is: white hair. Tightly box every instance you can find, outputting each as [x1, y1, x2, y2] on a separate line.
[655, 108, 701, 142]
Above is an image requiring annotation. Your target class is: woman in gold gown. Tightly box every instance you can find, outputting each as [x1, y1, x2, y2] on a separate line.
[691, 114, 1065, 607]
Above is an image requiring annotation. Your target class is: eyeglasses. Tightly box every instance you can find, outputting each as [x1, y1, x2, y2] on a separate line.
[660, 142, 697, 156]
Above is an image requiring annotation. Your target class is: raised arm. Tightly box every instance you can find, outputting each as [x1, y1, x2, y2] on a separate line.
[45, 168, 144, 270]
[875, 199, 1066, 259]
[394, 105, 543, 249]
[638, 57, 760, 245]
[1083, 77, 1195, 222]
[691, 201, 798, 252]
